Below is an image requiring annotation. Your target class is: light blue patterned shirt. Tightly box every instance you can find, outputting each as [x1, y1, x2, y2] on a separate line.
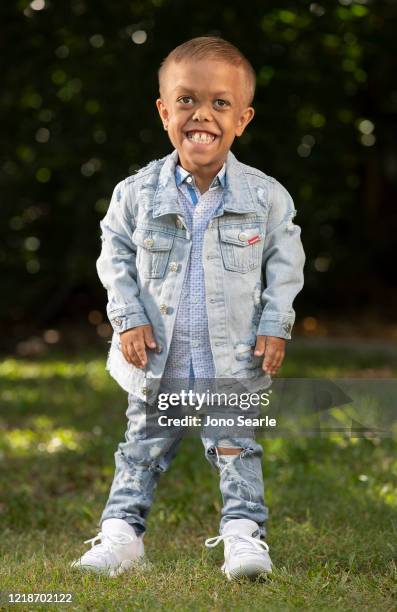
[162, 161, 226, 382]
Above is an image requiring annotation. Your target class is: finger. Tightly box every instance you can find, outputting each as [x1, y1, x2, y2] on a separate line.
[274, 351, 285, 369]
[127, 343, 142, 368]
[270, 350, 285, 371]
[125, 340, 139, 366]
[254, 336, 267, 356]
[120, 339, 139, 367]
[133, 337, 147, 367]
[121, 342, 132, 364]
[265, 350, 285, 374]
[143, 326, 157, 350]
[262, 346, 279, 372]
[121, 341, 135, 365]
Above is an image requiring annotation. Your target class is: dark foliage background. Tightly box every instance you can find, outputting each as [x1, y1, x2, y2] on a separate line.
[1, 0, 396, 349]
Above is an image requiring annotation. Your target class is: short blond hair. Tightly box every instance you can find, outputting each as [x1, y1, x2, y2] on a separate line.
[158, 36, 256, 106]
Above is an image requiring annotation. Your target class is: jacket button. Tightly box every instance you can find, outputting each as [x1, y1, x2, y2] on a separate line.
[169, 262, 179, 272]
[141, 387, 148, 395]
[113, 317, 122, 327]
[144, 237, 154, 248]
[238, 232, 248, 242]
[159, 303, 168, 315]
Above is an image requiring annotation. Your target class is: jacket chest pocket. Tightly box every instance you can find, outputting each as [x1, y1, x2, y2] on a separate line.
[219, 224, 265, 273]
[133, 228, 175, 279]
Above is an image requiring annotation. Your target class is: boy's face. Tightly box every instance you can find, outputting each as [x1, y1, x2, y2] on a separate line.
[156, 58, 255, 173]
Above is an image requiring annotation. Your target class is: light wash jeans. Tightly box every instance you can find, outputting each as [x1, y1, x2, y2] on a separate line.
[100, 361, 268, 538]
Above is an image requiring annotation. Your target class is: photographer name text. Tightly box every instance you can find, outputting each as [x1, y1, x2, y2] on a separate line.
[157, 415, 277, 427]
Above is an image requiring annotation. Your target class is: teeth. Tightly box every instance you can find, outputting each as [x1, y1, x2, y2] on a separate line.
[187, 131, 216, 144]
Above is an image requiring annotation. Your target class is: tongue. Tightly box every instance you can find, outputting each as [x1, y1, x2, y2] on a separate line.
[221, 519, 260, 538]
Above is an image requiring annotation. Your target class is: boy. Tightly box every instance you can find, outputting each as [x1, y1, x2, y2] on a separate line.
[72, 36, 305, 580]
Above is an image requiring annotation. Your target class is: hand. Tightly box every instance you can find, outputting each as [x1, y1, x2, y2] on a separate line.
[254, 335, 286, 375]
[120, 324, 158, 369]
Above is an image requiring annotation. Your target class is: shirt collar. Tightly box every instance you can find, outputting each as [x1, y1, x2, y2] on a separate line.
[175, 162, 226, 190]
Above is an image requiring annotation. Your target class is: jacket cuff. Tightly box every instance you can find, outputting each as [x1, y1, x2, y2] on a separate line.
[109, 311, 150, 333]
[256, 315, 295, 340]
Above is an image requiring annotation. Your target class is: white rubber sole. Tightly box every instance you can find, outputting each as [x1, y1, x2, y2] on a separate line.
[222, 560, 272, 581]
[70, 556, 145, 577]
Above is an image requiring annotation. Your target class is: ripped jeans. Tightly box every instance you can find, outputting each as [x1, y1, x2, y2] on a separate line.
[100, 368, 269, 538]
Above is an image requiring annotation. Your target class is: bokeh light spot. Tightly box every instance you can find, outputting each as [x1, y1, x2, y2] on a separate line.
[88, 310, 103, 325]
[36, 168, 51, 183]
[43, 329, 60, 344]
[303, 316, 318, 332]
[131, 30, 147, 44]
[25, 236, 40, 251]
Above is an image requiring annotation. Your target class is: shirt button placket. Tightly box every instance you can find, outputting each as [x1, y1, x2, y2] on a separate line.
[168, 164, 223, 381]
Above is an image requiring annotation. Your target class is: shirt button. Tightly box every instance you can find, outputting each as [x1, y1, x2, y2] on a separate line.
[192, 339, 200, 348]
[144, 237, 154, 248]
[169, 262, 179, 272]
[113, 317, 122, 327]
[186, 176, 193, 184]
[159, 303, 168, 315]
[191, 296, 199, 304]
[238, 232, 248, 242]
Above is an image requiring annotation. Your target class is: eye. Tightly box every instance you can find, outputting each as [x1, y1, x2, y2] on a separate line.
[214, 99, 230, 108]
[177, 96, 193, 105]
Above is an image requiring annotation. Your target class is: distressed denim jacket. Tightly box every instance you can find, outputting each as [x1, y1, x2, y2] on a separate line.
[97, 148, 305, 402]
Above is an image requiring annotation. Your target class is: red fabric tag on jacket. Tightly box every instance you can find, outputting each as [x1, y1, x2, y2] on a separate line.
[248, 235, 260, 245]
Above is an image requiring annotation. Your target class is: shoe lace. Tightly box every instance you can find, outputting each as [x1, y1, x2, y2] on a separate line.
[205, 533, 270, 558]
[83, 531, 135, 562]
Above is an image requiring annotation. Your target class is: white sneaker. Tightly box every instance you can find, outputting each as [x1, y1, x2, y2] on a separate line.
[71, 518, 145, 577]
[205, 519, 272, 580]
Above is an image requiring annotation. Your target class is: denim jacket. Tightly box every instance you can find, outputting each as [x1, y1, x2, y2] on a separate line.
[97, 148, 305, 402]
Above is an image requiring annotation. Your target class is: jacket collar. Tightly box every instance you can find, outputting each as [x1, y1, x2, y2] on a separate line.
[175, 161, 226, 189]
[152, 148, 256, 218]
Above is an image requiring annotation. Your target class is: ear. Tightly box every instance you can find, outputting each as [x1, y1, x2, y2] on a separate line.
[156, 98, 169, 130]
[235, 106, 255, 137]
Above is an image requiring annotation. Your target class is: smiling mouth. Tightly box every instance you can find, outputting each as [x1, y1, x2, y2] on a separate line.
[185, 130, 218, 144]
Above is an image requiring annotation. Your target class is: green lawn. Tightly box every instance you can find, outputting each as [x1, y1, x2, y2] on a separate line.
[0, 343, 396, 611]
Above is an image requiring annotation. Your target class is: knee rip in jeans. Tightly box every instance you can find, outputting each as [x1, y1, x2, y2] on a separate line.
[206, 445, 255, 460]
[217, 446, 243, 456]
[119, 450, 167, 474]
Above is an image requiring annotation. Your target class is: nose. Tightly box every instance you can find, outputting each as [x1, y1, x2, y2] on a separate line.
[192, 103, 212, 122]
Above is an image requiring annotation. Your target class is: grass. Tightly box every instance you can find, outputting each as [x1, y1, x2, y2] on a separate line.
[0, 342, 396, 611]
